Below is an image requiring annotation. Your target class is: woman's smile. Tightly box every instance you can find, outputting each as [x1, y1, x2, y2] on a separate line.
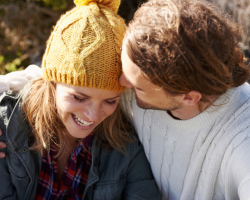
[72, 114, 94, 130]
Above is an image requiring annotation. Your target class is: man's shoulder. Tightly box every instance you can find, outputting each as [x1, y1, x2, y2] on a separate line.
[239, 82, 250, 92]
[219, 83, 250, 140]
[232, 82, 250, 111]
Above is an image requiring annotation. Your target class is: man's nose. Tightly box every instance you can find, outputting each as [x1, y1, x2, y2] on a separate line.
[119, 73, 133, 88]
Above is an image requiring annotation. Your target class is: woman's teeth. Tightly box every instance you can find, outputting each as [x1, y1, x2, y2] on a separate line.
[73, 115, 93, 127]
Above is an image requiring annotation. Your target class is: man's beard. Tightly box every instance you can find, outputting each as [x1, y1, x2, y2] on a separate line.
[134, 93, 182, 111]
[135, 95, 163, 110]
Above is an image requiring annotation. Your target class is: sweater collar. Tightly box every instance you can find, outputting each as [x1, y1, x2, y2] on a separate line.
[158, 85, 242, 131]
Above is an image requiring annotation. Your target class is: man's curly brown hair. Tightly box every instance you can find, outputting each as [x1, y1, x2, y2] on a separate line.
[124, 0, 249, 103]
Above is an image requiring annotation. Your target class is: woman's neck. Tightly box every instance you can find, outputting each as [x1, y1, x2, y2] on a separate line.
[57, 134, 79, 181]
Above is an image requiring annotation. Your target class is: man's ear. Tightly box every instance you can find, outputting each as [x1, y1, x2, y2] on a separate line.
[182, 91, 202, 106]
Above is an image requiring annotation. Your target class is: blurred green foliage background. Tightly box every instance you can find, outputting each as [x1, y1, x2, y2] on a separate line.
[0, 0, 147, 74]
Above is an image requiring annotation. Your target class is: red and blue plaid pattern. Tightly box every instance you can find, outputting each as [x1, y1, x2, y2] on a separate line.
[34, 133, 94, 200]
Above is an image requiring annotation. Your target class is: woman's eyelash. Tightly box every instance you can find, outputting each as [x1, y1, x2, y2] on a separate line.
[74, 95, 117, 105]
[73, 95, 86, 102]
[106, 100, 116, 105]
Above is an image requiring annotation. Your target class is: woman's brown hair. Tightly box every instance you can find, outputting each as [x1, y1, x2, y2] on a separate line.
[22, 77, 133, 156]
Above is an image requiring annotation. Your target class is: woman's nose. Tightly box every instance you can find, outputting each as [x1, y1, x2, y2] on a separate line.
[83, 103, 101, 122]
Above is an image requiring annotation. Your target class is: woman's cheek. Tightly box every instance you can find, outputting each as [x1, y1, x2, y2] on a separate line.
[106, 104, 118, 116]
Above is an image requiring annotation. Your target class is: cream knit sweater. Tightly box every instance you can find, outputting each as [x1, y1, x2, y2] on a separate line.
[1, 65, 250, 200]
[122, 84, 250, 200]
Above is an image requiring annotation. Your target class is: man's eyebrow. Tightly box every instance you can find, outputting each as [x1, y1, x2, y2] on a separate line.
[135, 87, 144, 91]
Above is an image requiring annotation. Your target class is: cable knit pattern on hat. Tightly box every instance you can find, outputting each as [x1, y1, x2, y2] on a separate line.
[42, 0, 126, 92]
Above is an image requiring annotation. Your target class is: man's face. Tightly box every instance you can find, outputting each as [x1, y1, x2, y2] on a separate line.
[119, 45, 183, 111]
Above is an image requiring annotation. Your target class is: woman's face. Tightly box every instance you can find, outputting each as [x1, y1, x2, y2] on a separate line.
[55, 83, 122, 139]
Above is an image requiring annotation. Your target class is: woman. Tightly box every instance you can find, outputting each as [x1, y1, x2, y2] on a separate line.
[0, 0, 161, 199]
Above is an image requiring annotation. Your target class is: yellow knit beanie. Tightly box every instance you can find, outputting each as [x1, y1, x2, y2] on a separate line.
[42, 0, 126, 92]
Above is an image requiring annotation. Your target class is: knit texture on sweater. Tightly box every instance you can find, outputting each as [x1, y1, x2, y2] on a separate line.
[122, 83, 250, 200]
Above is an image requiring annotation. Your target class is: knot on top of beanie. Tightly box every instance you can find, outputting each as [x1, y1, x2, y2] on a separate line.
[74, 0, 121, 13]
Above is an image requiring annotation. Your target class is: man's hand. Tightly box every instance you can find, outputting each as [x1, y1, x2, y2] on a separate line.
[0, 129, 6, 158]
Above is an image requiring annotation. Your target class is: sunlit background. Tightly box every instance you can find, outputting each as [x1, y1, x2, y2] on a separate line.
[0, 0, 249, 83]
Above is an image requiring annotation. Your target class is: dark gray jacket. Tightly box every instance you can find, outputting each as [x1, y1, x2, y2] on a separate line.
[0, 91, 161, 200]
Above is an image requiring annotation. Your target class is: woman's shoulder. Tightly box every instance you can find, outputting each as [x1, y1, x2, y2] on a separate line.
[125, 133, 143, 154]
[0, 83, 31, 117]
[0, 90, 19, 102]
[95, 132, 144, 164]
[0, 91, 21, 120]
[0, 90, 30, 146]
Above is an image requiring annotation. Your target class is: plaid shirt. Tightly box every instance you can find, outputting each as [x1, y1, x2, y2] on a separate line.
[34, 133, 94, 200]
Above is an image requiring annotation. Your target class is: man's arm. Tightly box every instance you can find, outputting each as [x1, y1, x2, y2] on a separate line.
[0, 65, 42, 93]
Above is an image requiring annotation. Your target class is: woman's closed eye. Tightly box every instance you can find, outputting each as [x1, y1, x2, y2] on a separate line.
[73, 95, 87, 102]
[105, 100, 117, 105]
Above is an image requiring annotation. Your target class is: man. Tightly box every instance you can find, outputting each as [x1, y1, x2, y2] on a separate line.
[119, 0, 250, 199]
[1, 0, 250, 199]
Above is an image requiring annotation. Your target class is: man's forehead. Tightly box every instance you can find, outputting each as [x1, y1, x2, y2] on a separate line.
[121, 47, 140, 74]
[121, 45, 159, 89]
